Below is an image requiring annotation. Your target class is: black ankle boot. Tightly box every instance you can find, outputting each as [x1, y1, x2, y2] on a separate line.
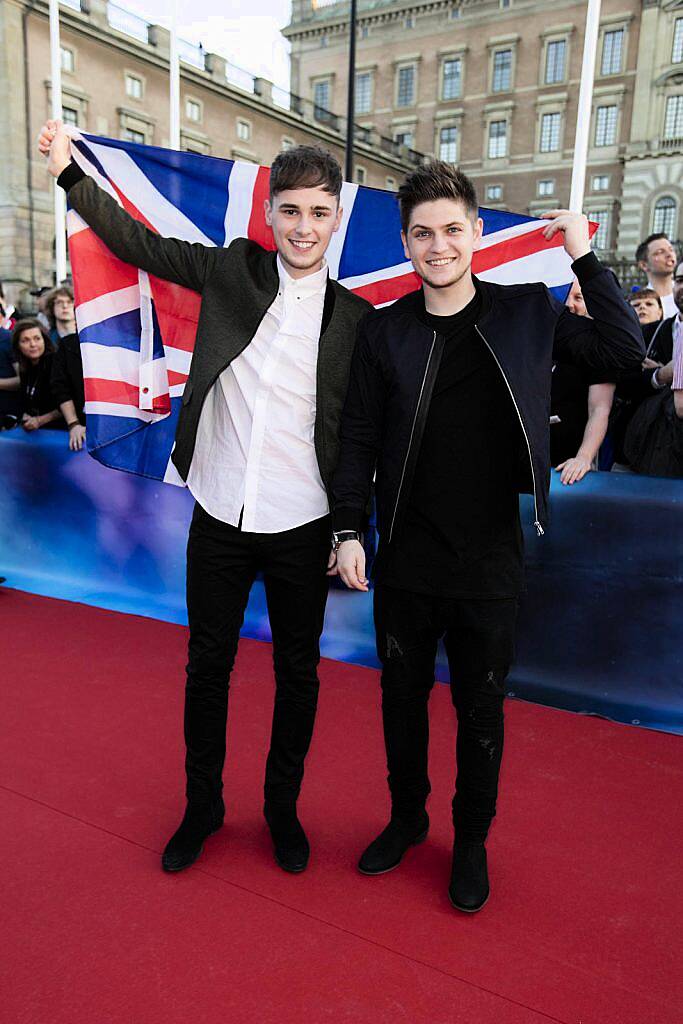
[264, 804, 310, 873]
[161, 797, 225, 873]
[448, 841, 489, 912]
[358, 811, 429, 875]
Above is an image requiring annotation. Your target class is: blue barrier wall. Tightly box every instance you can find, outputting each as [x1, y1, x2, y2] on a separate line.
[1, 431, 681, 734]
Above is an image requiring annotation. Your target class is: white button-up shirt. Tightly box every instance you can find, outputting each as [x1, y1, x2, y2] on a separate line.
[672, 313, 683, 391]
[187, 256, 330, 533]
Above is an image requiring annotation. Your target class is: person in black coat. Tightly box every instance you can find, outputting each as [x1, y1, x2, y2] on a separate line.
[11, 319, 64, 431]
[51, 332, 86, 450]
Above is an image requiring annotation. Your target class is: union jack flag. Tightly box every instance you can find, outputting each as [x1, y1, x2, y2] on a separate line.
[66, 129, 591, 483]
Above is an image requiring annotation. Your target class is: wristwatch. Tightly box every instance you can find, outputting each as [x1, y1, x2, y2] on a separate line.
[331, 530, 360, 551]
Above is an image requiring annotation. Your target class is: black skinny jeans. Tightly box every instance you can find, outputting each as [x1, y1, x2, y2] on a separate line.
[184, 503, 331, 810]
[374, 585, 518, 842]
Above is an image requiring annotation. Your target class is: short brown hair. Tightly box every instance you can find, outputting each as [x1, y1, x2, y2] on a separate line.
[269, 145, 342, 201]
[397, 161, 478, 232]
[11, 318, 54, 371]
[629, 288, 662, 309]
[46, 285, 74, 328]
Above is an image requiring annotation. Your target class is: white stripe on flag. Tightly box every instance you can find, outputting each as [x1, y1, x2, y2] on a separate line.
[224, 161, 259, 245]
[137, 270, 162, 409]
[75, 285, 142, 332]
[84, 401, 168, 422]
[81, 343, 170, 400]
[477, 218, 548, 251]
[478, 247, 574, 288]
[340, 260, 414, 291]
[325, 181, 359, 280]
[84, 138, 214, 245]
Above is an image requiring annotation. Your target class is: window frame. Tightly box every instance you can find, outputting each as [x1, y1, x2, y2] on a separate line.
[441, 56, 462, 101]
[185, 97, 203, 124]
[600, 27, 625, 77]
[491, 48, 513, 93]
[544, 39, 567, 86]
[438, 125, 458, 163]
[594, 104, 618, 147]
[486, 184, 503, 202]
[673, 19, 683, 64]
[396, 63, 417, 109]
[355, 71, 373, 115]
[664, 95, 683, 140]
[487, 119, 508, 159]
[539, 111, 561, 153]
[236, 119, 251, 143]
[537, 179, 555, 198]
[60, 46, 75, 74]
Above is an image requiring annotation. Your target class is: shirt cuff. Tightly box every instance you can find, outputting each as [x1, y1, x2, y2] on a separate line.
[332, 507, 364, 532]
[651, 368, 667, 389]
[571, 251, 603, 287]
[57, 162, 85, 192]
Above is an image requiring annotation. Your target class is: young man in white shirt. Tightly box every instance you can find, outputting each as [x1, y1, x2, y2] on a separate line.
[636, 233, 678, 319]
[39, 120, 370, 875]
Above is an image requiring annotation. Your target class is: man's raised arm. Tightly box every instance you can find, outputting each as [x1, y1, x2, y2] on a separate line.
[39, 120, 218, 294]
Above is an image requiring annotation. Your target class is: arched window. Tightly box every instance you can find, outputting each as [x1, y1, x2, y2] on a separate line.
[652, 195, 678, 238]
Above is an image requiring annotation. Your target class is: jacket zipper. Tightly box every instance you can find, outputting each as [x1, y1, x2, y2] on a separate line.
[388, 331, 437, 544]
[475, 324, 544, 536]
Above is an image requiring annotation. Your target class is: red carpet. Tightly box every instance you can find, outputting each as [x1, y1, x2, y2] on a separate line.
[2, 588, 681, 1024]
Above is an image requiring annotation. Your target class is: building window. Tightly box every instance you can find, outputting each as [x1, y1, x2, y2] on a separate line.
[592, 174, 609, 191]
[653, 196, 678, 237]
[122, 128, 145, 145]
[281, 137, 295, 151]
[62, 107, 79, 126]
[545, 40, 566, 84]
[385, 176, 396, 190]
[355, 166, 366, 185]
[405, 15, 414, 29]
[450, 7, 461, 19]
[355, 72, 372, 115]
[313, 79, 331, 120]
[664, 95, 683, 139]
[439, 126, 458, 163]
[442, 58, 462, 100]
[540, 112, 561, 152]
[601, 28, 624, 76]
[186, 99, 201, 123]
[538, 179, 555, 197]
[486, 184, 503, 201]
[595, 104, 618, 146]
[360, 25, 369, 40]
[492, 49, 512, 92]
[394, 130, 414, 149]
[397, 65, 416, 107]
[488, 120, 507, 158]
[237, 120, 250, 142]
[61, 47, 74, 73]
[590, 210, 611, 250]
[673, 19, 683, 64]
[125, 74, 143, 100]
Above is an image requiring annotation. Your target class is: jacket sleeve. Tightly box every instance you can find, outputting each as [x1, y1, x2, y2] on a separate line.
[58, 162, 218, 293]
[331, 315, 385, 532]
[551, 252, 645, 372]
[50, 342, 71, 406]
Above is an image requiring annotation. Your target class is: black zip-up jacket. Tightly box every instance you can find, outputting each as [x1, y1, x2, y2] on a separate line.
[331, 252, 644, 539]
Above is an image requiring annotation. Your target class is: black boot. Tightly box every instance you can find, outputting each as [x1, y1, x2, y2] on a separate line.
[448, 840, 489, 912]
[358, 811, 429, 875]
[161, 797, 225, 873]
[264, 803, 310, 873]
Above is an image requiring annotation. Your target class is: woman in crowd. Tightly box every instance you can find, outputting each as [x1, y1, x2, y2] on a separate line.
[11, 318, 64, 432]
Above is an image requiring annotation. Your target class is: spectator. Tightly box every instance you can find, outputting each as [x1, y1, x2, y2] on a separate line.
[614, 260, 683, 476]
[50, 331, 86, 450]
[635, 234, 677, 318]
[0, 281, 17, 331]
[30, 285, 54, 331]
[46, 285, 76, 347]
[628, 287, 663, 325]
[551, 283, 616, 484]
[0, 323, 20, 429]
[11, 318, 64, 431]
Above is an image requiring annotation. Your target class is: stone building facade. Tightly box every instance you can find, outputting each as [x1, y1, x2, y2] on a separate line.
[0, 0, 417, 305]
[285, 0, 683, 261]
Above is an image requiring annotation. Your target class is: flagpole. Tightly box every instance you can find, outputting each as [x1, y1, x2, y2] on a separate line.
[49, 0, 67, 283]
[569, 0, 601, 213]
[169, 0, 181, 150]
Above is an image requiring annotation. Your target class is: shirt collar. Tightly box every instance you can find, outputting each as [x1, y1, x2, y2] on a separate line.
[276, 254, 328, 300]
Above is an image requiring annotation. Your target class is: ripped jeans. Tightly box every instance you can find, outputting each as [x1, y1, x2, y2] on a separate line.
[373, 585, 519, 842]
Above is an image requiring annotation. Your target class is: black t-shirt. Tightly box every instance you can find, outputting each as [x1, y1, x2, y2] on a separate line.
[550, 362, 613, 467]
[375, 287, 525, 599]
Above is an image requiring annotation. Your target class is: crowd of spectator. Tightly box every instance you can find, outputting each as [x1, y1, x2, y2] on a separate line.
[0, 283, 86, 449]
[1, 229, 682, 478]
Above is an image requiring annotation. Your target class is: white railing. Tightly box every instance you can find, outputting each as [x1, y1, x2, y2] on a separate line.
[106, 3, 149, 44]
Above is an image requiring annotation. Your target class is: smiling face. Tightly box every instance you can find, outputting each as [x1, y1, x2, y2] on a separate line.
[264, 187, 343, 279]
[18, 326, 45, 363]
[401, 198, 483, 290]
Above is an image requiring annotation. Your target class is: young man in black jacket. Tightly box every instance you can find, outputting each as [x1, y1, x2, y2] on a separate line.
[332, 162, 643, 912]
[39, 119, 370, 875]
